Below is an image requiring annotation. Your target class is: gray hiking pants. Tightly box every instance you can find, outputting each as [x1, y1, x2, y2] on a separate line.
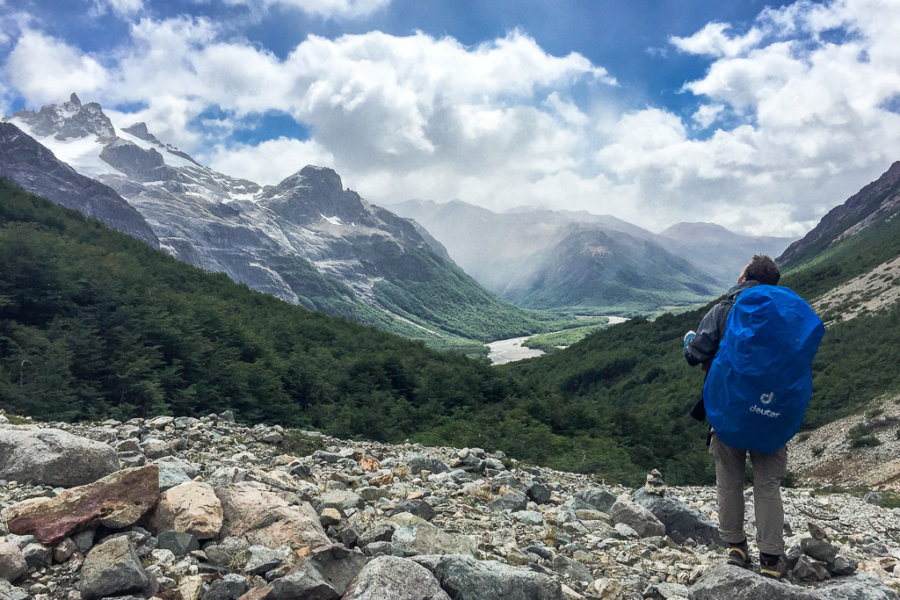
[710, 432, 787, 555]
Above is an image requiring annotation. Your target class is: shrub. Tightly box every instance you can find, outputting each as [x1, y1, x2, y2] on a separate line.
[1, 413, 31, 425]
[277, 430, 325, 457]
[880, 492, 900, 509]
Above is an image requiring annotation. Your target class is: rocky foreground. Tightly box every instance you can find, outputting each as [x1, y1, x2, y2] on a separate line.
[0, 413, 898, 600]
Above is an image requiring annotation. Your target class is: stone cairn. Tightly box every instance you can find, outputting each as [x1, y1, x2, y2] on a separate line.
[0, 411, 898, 600]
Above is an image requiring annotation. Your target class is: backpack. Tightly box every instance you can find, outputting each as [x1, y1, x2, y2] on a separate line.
[703, 285, 825, 453]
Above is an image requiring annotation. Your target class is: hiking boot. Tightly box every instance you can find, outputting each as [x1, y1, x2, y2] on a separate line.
[726, 540, 751, 568]
[759, 552, 786, 579]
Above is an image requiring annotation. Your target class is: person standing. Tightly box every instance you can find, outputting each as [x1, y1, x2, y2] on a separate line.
[683, 254, 788, 579]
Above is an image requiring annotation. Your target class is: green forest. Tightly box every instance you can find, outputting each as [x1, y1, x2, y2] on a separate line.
[1, 177, 898, 486]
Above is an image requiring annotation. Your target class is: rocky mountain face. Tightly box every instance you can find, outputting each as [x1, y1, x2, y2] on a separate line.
[0, 412, 898, 600]
[0, 121, 158, 248]
[386, 200, 793, 313]
[779, 161, 900, 269]
[502, 225, 718, 311]
[2, 96, 533, 341]
[788, 393, 900, 492]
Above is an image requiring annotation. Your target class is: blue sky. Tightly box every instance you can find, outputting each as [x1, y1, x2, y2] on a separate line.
[2, 0, 900, 236]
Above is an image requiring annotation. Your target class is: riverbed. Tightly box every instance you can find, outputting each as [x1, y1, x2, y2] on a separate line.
[487, 317, 628, 365]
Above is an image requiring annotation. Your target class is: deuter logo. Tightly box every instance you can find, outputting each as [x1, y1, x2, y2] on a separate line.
[759, 392, 775, 405]
[750, 405, 781, 419]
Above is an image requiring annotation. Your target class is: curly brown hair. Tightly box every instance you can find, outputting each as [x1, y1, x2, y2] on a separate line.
[743, 254, 780, 285]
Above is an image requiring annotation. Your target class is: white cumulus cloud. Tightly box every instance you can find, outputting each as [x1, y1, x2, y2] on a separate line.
[90, 0, 144, 19]
[4, 30, 108, 105]
[670, 22, 764, 58]
[223, 0, 391, 20]
[593, 0, 900, 235]
[203, 137, 335, 185]
[3, 0, 900, 237]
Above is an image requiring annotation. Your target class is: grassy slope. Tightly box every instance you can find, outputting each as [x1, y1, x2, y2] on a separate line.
[780, 215, 900, 301]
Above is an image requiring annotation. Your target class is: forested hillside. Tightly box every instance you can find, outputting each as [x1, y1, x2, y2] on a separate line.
[504, 302, 899, 483]
[0, 179, 524, 436]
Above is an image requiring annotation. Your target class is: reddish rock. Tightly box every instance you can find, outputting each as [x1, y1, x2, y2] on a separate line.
[237, 585, 272, 600]
[2, 465, 159, 545]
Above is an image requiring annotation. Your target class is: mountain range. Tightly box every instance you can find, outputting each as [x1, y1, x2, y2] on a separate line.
[2, 94, 799, 342]
[1, 95, 551, 347]
[386, 199, 794, 313]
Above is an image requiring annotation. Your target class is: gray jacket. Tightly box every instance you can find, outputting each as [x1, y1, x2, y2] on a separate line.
[684, 280, 761, 366]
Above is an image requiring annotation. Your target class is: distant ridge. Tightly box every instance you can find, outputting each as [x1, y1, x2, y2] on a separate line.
[387, 199, 793, 313]
[658, 222, 794, 286]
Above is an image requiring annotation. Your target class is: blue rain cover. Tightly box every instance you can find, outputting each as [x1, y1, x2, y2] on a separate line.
[703, 285, 825, 453]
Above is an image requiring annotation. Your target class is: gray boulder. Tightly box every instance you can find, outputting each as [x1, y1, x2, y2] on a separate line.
[0, 427, 119, 487]
[154, 457, 195, 490]
[451, 449, 485, 473]
[0, 542, 26, 583]
[513, 510, 544, 525]
[202, 573, 249, 600]
[53, 538, 77, 564]
[79, 535, 153, 600]
[343, 555, 451, 600]
[689, 564, 820, 600]
[815, 574, 900, 600]
[203, 537, 250, 568]
[487, 491, 529, 513]
[793, 555, 832, 582]
[388, 499, 435, 521]
[575, 486, 617, 512]
[244, 545, 289, 576]
[318, 490, 366, 514]
[414, 554, 565, 600]
[609, 497, 666, 538]
[390, 514, 475, 557]
[0, 580, 28, 600]
[157, 530, 199, 557]
[526, 481, 551, 504]
[491, 471, 523, 492]
[802, 537, 839, 563]
[644, 581, 690, 599]
[692, 567, 900, 600]
[406, 452, 450, 475]
[826, 555, 858, 577]
[21, 541, 51, 569]
[551, 554, 593, 583]
[269, 544, 367, 600]
[563, 496, 596, 512]
[631, 489, 721, 546]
